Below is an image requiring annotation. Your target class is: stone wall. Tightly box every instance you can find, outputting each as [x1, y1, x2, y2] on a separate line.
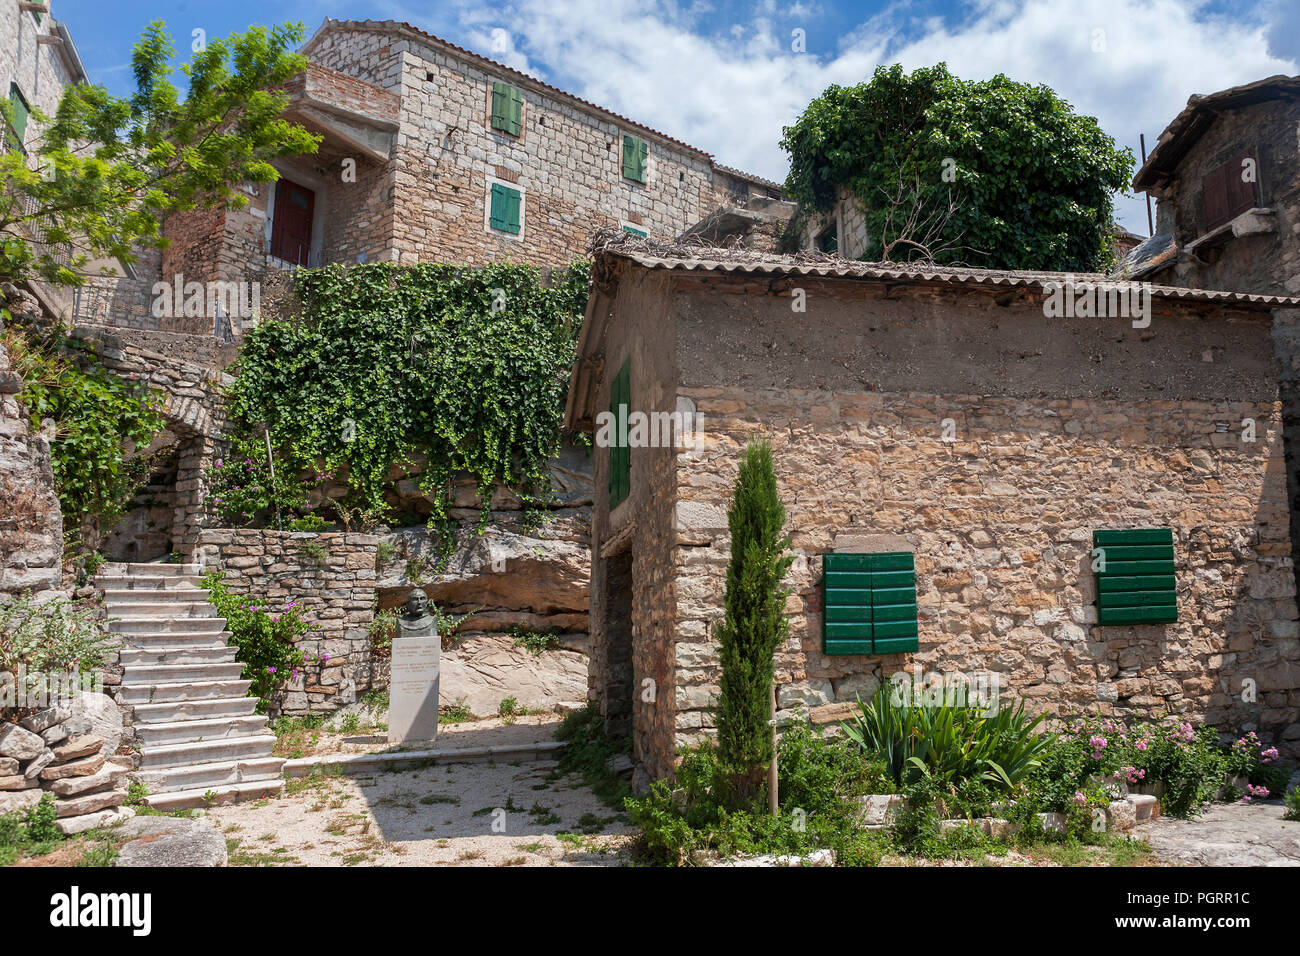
[194, 529, 377, 714]
[671, 385, 1300, 760]
[0, 314, 63, 602]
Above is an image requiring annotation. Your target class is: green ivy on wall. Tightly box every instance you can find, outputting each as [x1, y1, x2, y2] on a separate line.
[218, 260, 589, 529]
[3, 313, 164, 553]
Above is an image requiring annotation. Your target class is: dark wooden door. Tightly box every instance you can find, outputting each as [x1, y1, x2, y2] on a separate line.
[270, 178, 315, 265]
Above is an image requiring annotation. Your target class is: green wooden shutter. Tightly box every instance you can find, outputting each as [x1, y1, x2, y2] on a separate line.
[609, 359, 631, 508]
[623, 135, 647, 183]
[7, 85, 29, 152]
[1093, 529, 1177, 625]
[823, 552, 918, 655]
[491, 81, 523, 136]
[622, 225, 647, 237]
[489, 183, 521, 234]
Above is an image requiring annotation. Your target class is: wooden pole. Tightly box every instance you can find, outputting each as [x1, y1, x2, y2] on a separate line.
[769, 681, 778, 815]
[1140, 133, 1154, 237]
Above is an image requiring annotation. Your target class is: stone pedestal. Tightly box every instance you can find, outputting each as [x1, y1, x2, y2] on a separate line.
[388, 637, 441, 745]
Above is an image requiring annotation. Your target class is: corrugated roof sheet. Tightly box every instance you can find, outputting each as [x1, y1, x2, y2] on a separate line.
[1109, 231, 1178, 281]
[592, 234, 1300, 308]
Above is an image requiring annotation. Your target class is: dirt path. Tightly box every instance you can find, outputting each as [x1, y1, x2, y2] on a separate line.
[1133, 801, 1300, 867]
[205, 749, 632, 866]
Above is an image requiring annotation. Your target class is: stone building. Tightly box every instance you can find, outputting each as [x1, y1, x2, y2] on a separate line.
[1119, 74, 1300, 297]
[567, 238, 1300, 782]
[153, 17, 782, 294]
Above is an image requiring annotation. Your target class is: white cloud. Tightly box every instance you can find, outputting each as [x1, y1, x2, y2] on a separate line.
[393, 0, 1297, 232]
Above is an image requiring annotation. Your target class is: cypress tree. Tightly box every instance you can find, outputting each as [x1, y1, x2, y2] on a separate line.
[713, 440, 794, 804]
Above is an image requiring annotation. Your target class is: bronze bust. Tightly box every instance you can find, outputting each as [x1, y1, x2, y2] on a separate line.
[397, 589, 438, 639]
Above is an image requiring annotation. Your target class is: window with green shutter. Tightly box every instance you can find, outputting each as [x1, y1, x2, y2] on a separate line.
[489, 182, 522, 234]
[622, 135, 648, 184]
[6, 84, 29, 153]
[1093, 529, 1177, 625]
[622, 225, 646, 237]
[490, 81, 523, 136]
[822, 552, 919, 655]
[608, 358, 631, 509]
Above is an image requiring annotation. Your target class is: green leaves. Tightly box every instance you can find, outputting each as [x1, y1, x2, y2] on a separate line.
[1, 19, 318, 288]
[780, 63, 1134, 271]
[3, 316, 164, 552]
[220, 260, 590, 528]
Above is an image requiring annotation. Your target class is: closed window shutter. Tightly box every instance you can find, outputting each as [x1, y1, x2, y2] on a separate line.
[623, 135, 647, 183]
[609, 360, 631, 508]
[823, 552, 918, 655]
[489, 183, 507, 230]
[505, 188, 521, 234]
[1202, 163, 1229, 230]
[491, 82, 523, 135]
[7, 85, 29, 151]
[1225, 149, 1259, 219]
[507, 86, 523, 135]
[1093, 529, 1177, 625]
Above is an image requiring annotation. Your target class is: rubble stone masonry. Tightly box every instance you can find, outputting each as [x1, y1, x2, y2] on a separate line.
[670, 385, 1300, 758]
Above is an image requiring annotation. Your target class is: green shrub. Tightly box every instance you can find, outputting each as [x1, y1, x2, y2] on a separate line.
[0, 594, 112, 684]
[200, 571, 316, 708]
[510, 625, 561, 655]
[554, 704, 632, 809]
[0, 794, 64, 865]
[1284, 786, 1300, 822]
[840, 682, 1051, 789]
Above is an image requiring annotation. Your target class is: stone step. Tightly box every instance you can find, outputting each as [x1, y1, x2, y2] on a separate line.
[135, 755, 285, 793]
[100, 562, 202, 577]
[137, 734, 278, 770]
[119, 679, 253, 705]
[119, 644, 238, 667]
[103, 591, 215, 608]
[121, 661, 245, 685]
[114, 630, 231, 649]
[131, 696, 260, 724]
[105, 604, 219, 622]
[97, 574, 203, 591]
[136, 715, 272, 747]
[143, 778, 284, 811]
[108, 617, 227, 636]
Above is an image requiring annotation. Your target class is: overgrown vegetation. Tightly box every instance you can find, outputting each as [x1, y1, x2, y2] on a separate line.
[211, 261, 589, 531]
[0, 593, 112, 680]
[553, 704, 633, 809]
[780, 63, 1133, 271]
[0, 794, 117, 867]
[2, 317, 163, 555]
[714, 440, 793, 804]
[200, 571, 317, 709]
[510, 624, 562, 655]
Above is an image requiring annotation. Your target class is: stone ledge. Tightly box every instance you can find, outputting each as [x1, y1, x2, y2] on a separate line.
[281, 739, 564, 777]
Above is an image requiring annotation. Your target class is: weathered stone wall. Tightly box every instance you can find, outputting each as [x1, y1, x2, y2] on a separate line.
[1152, 98, 1300, 298]
[0, 316, 63, 601]
[194, 529, 377, 715]
[672, 385, 1299, 761]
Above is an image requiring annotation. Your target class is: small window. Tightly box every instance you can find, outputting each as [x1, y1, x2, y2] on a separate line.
[1092, 529, 1177, 625]
[608, 358, 631, 509]
[822, 552, 918, 655]
[490, 81, 523, 137]
[1201, 149, 1259, 231]
[489, 182, 522, 235]
[6, 84, 30, 153]
[622, 135, 648, 184]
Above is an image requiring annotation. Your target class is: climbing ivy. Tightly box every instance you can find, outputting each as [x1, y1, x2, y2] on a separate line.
[2, 313, 164, 553]
[780, 63, 1134, 272]
[220, 260, 589, 529]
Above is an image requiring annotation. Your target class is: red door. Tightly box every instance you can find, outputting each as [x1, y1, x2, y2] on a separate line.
[270, 179, 315, 265]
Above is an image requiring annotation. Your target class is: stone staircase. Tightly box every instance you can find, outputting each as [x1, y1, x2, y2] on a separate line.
[97, 561, 284, 811]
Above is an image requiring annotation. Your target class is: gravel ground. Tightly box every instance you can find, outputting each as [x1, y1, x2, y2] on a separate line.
[208, 720, 633, 867]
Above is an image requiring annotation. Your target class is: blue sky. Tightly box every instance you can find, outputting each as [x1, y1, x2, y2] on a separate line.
[51, 0, 1300, 233]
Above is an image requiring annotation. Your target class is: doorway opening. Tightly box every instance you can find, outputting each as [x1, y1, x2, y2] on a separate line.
[602, 550, 634, 739]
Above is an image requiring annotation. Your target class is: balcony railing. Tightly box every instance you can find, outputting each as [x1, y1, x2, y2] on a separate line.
[71, 276, 232, 338]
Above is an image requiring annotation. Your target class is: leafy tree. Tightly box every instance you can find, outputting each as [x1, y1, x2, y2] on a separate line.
[780, 63, 1134, 272]
[714, 440, 794, 805]
[0, 20, 319, 287]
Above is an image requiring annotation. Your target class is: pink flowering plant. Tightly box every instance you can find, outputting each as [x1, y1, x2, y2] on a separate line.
[203, 438, 324, 528]
[1223, 731, 1288, 800]
[200, 571, 317, 709]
